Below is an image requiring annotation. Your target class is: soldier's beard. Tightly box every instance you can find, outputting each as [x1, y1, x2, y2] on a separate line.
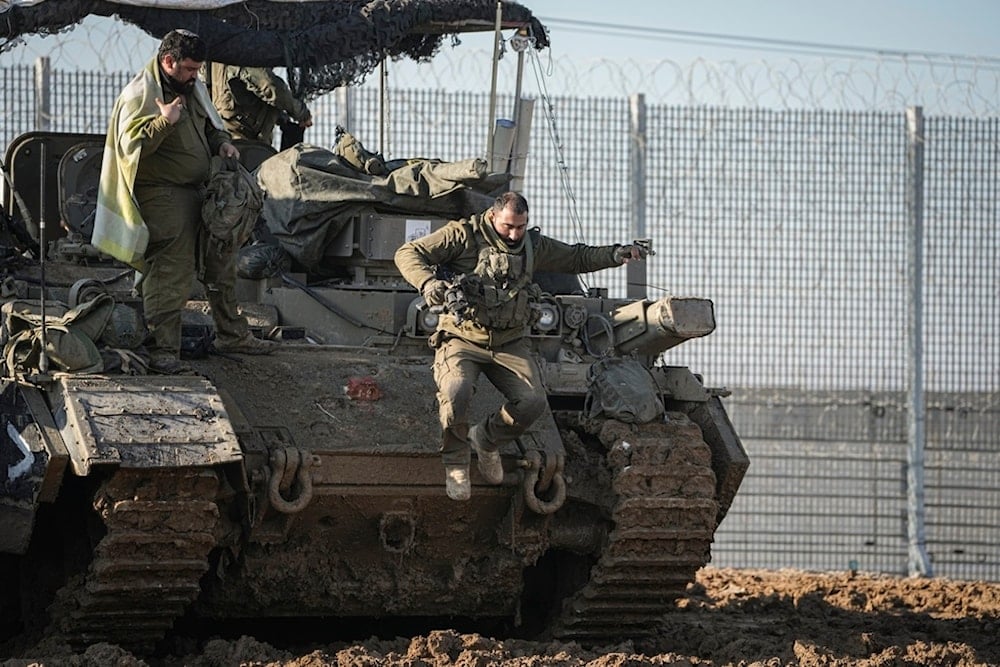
[166, 75, 196, 95]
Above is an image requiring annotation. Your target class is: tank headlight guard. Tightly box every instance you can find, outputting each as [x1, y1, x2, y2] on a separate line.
[534, 301, 560, 333]
[405, 296, 439, 336]
[420, 308, 440, 332]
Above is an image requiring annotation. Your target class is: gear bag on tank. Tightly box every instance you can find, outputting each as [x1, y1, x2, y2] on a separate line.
[584, 356, 665, 424]
[202, 156, 264, 255]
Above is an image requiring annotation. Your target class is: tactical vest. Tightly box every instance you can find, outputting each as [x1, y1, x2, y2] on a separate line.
[207, 63, 275, 142]
[461, 233, 542, 331]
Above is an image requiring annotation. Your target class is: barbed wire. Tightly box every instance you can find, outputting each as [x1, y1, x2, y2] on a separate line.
[1, 18, 999, 117]
[405, 48, 1000, 117]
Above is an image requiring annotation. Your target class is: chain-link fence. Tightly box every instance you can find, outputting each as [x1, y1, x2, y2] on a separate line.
[2, 59, 998, 582]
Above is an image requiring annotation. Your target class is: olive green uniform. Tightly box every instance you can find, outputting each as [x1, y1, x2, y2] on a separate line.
[134, 73, 250, 360]
[208, 64, 311, 145]
[395, 211, 621, 466]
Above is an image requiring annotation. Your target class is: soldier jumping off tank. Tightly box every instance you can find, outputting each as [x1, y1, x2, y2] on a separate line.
[394, 191, 648, 500]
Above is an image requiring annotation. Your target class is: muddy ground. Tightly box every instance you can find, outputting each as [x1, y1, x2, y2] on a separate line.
[3, 565, 998, 667]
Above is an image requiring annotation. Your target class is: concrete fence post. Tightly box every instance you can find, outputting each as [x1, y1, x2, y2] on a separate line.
[905, 105, 932, 578]
[628, 93, 648, 299]
[34, 57, 51, 131]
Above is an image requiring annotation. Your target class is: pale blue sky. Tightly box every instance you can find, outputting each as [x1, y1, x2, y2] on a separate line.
[375, 0, 1000, 112]
[532, 0, 1000, 61]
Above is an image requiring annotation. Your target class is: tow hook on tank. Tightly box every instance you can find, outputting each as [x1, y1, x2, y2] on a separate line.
[519, 450, 566, 515]
[267, 447, 317, 514]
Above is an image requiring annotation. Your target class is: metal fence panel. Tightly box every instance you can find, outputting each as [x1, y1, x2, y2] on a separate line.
[0, 66, 36, 137]
[646, 107, 911, 392]
[924, 117, 999, 394]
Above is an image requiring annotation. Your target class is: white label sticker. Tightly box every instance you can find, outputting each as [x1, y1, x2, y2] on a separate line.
[405, 219, 432, 242]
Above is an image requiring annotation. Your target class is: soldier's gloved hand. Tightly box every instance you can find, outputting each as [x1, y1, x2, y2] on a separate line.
[422, 279, 450, 307]
[443, 284, 468, 310]
[614, 244, 650, 264]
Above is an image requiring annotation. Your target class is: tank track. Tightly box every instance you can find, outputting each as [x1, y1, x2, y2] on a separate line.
[49, 467, 221, 653]
[551, 412, 719, 641]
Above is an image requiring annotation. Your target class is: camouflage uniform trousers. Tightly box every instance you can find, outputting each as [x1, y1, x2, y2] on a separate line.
[432, 335, 547, 467]
[136, 183, 250, 360]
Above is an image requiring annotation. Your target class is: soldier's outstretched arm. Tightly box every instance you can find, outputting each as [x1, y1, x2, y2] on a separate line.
[612, 241, 653, 264]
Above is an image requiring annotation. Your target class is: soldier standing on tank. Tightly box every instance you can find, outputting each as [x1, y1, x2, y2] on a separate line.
[205, 63, 313, 148]
[94, 29, 276, 375]
[394, 191, 648, 500]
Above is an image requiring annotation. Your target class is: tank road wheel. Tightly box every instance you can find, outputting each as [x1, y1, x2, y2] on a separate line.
[546, 412, 719, 643]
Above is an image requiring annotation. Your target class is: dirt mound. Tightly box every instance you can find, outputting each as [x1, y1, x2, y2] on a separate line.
[3, 566, 998, 666]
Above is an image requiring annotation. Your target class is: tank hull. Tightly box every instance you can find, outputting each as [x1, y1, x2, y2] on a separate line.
[3, 345, 746, 650]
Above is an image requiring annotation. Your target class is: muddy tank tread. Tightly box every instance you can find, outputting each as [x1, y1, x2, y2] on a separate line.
[49, 468, 221, 653]
[551, 414, 719, 642]
[589, 569, 700, 586]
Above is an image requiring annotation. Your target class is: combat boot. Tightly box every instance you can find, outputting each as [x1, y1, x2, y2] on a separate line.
[470, 424, 504, 485]
[148, 353, 195, 375]
[215, 332, 277, 355]
[444, 465, 471, 501]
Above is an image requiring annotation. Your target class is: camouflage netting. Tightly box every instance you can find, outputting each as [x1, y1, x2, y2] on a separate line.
[0, 0, 548, 99]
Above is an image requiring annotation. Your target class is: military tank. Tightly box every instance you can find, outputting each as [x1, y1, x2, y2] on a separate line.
[0, 1, 749, 656]
[1, 144, 751, 654]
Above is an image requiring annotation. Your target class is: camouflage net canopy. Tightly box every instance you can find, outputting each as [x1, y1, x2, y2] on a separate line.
[0, 0, 548, 99]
